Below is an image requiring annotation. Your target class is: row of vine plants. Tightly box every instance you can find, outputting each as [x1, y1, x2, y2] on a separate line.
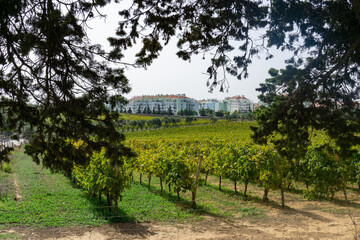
[71, 139, 360, 213]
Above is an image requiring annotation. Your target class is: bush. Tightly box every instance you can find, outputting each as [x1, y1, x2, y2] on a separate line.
[0, 163, 13, 173]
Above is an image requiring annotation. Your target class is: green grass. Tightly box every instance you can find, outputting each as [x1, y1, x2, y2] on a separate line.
[1, 151, 109, 227]
[125, 121, 255, 140]
[0, 151, 261, 228]
[0, 151, 200, 228]
[0, 170, 14, 199]
[131, 172, 261, 220]
[0, 152, 258, 228]
[120, 113, 161, 121]
[0, 233, 21, 239]
[117, 182, 197, 222]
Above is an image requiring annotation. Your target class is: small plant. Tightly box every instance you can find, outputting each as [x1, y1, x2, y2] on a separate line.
[0, 163, 13, 173]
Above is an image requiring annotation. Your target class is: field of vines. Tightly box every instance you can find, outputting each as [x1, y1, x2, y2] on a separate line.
[118, 113, 226, 132]
[125, 121, 254, 140]
[71, 121, 360, 212]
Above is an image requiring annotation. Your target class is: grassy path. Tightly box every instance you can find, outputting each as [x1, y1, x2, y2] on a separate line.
[0, 151, 110, 227]
[0, 151, 262, 229]
[0, 151, 198, 228]
[2, 151, 359, 240]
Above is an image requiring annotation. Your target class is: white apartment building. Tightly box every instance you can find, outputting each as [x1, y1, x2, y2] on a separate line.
[197, 99, 218, 111]
[215, 96, 253, 113]
[124, 94, 199, 115]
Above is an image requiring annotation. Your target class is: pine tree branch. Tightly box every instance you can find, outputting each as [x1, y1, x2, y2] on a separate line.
[350, 0, 360, 24]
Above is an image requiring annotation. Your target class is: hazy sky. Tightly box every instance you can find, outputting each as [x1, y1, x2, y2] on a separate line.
[87, 2, 291, 102]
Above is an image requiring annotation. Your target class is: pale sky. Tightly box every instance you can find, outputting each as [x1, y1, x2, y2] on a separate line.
[87, 2, 291, 103]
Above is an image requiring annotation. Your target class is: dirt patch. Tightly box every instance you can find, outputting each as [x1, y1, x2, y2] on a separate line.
[13, 175, 23, 201]
[3, 175, 360, 239]
[3, 206, 358, 240]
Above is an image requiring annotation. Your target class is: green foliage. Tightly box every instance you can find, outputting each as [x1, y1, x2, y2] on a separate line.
[0, 0, 133, 173]
[177, 109, 197, 116]
[0, 162, 13, 173]
[252, 1, 360, 194]
[72, 148, 132, 205]
[130, 140, 203, 201]
[130, 137, 295, 204]
[0, 168, 14, 199]
[185, 116, 197, 125]
[303, 144, 348, 199]
[125, 121, 255, 141]
[256, 145, 291, 203]
[1, 151, 197, 227]
[111, 0, 268, 91]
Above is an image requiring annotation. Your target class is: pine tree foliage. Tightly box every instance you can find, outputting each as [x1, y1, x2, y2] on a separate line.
[111, 0, 360, 158]
[253, 0, 360, 159]
[0, 0, 134, 172]
[1, 0, 360, 173]
[109, 0, 268, 92]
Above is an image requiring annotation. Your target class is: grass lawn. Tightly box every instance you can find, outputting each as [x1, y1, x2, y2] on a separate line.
[0, 151, 260, 229]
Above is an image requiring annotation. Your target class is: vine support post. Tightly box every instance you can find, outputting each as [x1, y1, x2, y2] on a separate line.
[219, 176, 222, 191]
[205, 170, 209, 185]
[160, 177, 163, 195]
[191, 154, 203, 209]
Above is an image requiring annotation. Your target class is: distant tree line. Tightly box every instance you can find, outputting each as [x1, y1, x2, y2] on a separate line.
[120, 116, 222, 131]
[120, 117, 181, 131]
[199, 108, 254, 122]
[119, 105, 175, 115]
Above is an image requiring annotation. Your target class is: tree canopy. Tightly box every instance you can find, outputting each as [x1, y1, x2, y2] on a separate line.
[110, 0, 360, 158]
[0, 0, 134, 173]
[253, 0, 360, 159]
[1, 0, 360, 172]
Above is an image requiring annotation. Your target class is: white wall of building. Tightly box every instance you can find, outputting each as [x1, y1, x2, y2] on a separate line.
[124, 95, 253, 115]
[125, 94, 199, 115]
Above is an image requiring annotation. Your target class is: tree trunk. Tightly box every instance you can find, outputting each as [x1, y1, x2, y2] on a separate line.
[140, 173, 142, 184]
[106, 194, 112, 213]
[219, 176, 222, 191]
[148, 175, 151, 189]
[244, 182, 248, 198]
[114, 194, 118, 216]
[281, 187, 285, 208]
[343, 186, 348, 201]
[168, 183, 171, 196]
[287, 182, 292, 190]
[306, 181, 309, 189]
[234, 180, 237, 193]
[177, 189, 180, 201]
[205, 170, 209, 185]
[98, 191, 102, 204]
[262, 188, 269, 202]
[191, 191, 196, 209]
[191, 154, 203, 209]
